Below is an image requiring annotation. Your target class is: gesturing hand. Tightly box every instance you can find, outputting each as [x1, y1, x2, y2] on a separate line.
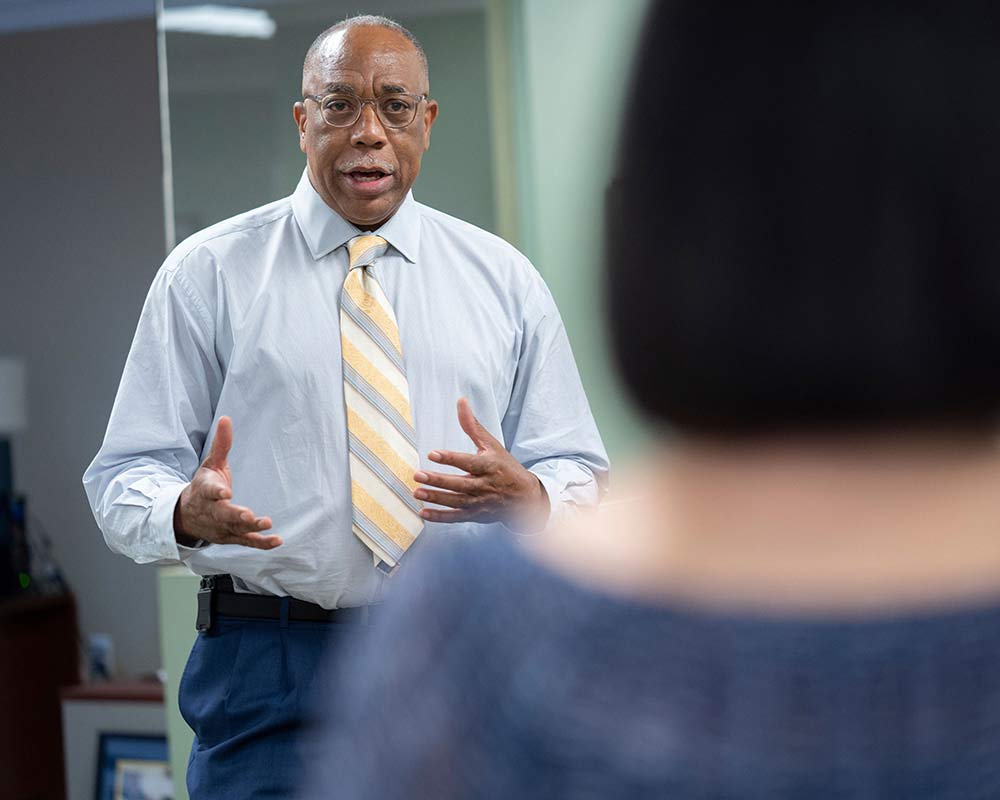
[413, 398, 550, 531]
[173, 416, 282, 549]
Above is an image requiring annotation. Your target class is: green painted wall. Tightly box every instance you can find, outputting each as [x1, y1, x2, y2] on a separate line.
[157, 567, 199, 800]
[508, 0, 653, 465]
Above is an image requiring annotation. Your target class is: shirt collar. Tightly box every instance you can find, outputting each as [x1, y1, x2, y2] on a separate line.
[291, 168, 421, 264]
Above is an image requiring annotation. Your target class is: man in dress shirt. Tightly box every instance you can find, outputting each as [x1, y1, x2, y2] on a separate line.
[84, 14, 608, 799]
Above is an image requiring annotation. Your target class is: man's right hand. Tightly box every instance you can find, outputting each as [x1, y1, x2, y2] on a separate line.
[173, 416, 282, 550]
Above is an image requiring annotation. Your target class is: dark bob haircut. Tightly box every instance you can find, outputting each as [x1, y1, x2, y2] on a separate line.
[608, 1, 1000, 434]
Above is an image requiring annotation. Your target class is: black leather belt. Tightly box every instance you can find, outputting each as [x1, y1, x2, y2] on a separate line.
[196, 574, 374, 631]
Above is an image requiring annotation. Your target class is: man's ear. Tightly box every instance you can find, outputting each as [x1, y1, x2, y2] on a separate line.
[293, 102, 308, 154]
[422, 99, 439, 152]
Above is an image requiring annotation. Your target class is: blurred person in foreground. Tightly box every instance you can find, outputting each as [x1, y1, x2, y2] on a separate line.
[301, 1, 1000, 798]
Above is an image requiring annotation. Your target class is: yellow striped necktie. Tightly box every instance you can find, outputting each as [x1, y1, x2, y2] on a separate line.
[340, 234, 423, 575]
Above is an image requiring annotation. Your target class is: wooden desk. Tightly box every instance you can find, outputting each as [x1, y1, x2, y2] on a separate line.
[0, 592, 80, 800]
[61, 681, 164, 704]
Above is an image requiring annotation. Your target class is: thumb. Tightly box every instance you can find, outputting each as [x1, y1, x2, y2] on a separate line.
[203, 416, 233, 469]
[457, 397, 493, 451]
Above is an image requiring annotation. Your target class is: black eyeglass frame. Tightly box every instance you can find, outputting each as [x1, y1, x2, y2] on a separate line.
[302, 92, 429, 129]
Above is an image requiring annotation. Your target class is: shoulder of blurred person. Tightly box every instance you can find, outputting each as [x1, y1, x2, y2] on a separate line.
[302, 471, 1000, 800]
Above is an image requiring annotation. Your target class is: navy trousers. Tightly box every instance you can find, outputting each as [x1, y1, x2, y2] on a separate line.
[179, 612, 362, 799]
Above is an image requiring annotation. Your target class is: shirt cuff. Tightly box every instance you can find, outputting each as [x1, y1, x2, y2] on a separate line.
[150, 481, 206, 561]
[501, 469, 562, 536]
[532, 469, 564, 528]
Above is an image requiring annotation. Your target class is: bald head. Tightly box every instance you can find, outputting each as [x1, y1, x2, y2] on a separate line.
[292, 13, 439, 230]
[303, 15, 429, 92]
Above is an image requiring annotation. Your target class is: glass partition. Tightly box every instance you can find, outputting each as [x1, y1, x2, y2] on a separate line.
[160, 0, 496, 246]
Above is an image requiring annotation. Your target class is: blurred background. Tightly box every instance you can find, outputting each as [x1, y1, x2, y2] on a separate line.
[0, 0, 649, 796]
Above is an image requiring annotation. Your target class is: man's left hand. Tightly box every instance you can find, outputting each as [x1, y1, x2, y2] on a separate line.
[414, 398, 550, 531]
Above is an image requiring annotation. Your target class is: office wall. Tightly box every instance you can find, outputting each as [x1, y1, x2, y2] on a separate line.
[0, 14, 167, 676]
[510, 0, 652, 464]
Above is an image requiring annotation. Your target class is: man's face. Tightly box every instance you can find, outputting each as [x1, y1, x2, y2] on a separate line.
[293, 26, 438, 230]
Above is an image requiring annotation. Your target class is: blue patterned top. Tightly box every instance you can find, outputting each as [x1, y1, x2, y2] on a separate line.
[302, 533, 1000, 799]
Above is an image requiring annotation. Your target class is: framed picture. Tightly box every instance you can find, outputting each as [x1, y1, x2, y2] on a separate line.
[95, 732, 173, 800]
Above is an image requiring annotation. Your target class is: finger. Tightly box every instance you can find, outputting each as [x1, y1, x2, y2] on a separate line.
[419, 507, 476, 523]
[226, 531, 283, 550]
[414, 488, 474, 509]
[212, 503, 272, 536]
[203, 416, 233, 469]
[413, 470, 478, 493]
[221, 517, 271, 541]
[456, 397, 497, 451]
[212, 501, 256, 528]
[427, 449, 485, 474]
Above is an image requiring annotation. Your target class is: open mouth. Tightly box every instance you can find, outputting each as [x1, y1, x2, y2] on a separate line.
[343, 167, 394, 194]
[349, 169, 389, 183]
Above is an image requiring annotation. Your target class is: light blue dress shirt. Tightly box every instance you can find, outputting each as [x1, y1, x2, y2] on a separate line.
[83, 171, 609, 609]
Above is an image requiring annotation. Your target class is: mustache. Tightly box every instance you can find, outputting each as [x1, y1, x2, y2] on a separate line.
[338, 158, 395, 174]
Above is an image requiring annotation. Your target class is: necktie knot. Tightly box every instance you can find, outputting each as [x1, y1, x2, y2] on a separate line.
[347, 234, 389, 270]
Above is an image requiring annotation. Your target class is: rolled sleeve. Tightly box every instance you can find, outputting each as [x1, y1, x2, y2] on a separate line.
[83, 257, 222, 566]
[528, 459, 604, 529]
[501, 272, 610, 531]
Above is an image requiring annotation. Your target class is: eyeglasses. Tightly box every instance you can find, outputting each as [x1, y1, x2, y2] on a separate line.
[303, 92, 428, 129]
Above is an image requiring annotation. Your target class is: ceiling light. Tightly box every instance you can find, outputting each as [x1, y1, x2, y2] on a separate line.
[159, 4, 276, 39]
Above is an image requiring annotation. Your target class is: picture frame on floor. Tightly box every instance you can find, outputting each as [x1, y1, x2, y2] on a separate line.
[94, 732, 173, 800]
